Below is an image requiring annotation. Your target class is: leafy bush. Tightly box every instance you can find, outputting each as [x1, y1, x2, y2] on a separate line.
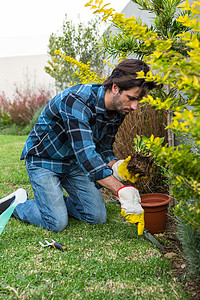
[0, 87, 51, 126]
[85, 0, 200, 232]
[20, 107, 45, 135]
[0, 108, 45, 136]
[177, 218, 200, 278]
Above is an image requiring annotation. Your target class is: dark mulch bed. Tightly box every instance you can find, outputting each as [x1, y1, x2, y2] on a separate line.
[102, 189, 200, 300]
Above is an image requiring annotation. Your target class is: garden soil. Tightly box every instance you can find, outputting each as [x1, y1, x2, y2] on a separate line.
[127, 153, 152, 177]
[102, 189, 200, 300]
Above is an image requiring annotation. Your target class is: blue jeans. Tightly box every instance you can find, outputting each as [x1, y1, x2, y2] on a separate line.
[13, 160, 107, 232]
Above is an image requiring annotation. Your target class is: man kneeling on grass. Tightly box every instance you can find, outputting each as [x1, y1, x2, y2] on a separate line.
[0, 59, 157, 235]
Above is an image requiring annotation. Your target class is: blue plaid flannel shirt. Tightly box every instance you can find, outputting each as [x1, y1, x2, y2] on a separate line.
[21, 83, 125, 182]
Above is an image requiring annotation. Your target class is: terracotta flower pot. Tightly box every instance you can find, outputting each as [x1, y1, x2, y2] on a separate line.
[141, 193, 172, 234]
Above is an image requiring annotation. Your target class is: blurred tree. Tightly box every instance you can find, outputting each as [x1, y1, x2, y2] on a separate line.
[45, 15, 106, 91]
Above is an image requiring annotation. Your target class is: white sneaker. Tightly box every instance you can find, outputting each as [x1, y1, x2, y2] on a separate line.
[0, 188, 27, 214]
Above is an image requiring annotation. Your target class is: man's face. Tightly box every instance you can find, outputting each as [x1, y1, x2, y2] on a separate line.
[111, 85, 144, 115]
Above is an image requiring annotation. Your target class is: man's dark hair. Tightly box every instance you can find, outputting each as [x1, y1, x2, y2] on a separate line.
[103, 59, 158, 97]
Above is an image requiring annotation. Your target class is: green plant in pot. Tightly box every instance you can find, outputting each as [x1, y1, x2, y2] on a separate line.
[127, 135, 172, 234]
[127, 134, 154, 178]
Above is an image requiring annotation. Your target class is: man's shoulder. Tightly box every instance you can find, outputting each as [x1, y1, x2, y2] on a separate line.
[58, 83, 105, 116]
[68, 83, 103, 101]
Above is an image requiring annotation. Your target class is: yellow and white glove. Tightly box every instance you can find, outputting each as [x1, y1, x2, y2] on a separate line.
[112, 156, 147, 184]
[117, 186, 144, 235]
[121, 209, 144, 235]
[117, 186, 143, 214]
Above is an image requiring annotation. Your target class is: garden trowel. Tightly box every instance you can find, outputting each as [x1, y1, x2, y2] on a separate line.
[143, 229, 164, 251]
[0, 188, 27, 235]
[134, 219, 164, 250]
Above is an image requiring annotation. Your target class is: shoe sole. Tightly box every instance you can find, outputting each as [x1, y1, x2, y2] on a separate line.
[0, 196, 15, 214]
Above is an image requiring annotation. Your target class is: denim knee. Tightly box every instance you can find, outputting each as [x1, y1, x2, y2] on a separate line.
[43, 216, 68, 232]
[89, 209, 107, 225]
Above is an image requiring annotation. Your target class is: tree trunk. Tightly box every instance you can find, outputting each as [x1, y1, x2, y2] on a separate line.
[166, 84, 176, 206]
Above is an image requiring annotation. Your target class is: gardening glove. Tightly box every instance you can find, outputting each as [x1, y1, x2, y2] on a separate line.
[117, 186, 143, 214]
[121, 209, 145, 235]
[112, 156, 147, 184]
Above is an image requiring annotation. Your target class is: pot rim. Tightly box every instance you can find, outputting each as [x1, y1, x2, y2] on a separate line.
[141, 193, 171, 207]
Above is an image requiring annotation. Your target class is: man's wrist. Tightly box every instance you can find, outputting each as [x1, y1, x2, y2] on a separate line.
[96, 174, 123, 195]
[107, 159, 118, 168]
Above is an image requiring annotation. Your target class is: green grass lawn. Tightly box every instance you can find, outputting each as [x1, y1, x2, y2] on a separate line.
[0, 135, 187, 299]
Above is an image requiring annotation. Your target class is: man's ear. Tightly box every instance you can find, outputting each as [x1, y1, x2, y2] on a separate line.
[112, 83, 119, 95]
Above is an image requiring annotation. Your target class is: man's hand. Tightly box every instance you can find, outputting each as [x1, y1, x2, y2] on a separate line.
[121, 209, 144, 235]
[117, 186, 143, 214]
[112, 156, 147, 184]
[117, 186, 144, 235]
[96, 175, 145, 235]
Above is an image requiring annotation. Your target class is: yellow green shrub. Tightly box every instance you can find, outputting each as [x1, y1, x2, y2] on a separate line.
[85, 0, 200, 230]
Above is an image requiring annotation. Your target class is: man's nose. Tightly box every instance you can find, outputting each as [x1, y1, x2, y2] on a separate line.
[130, 100, 139, 110]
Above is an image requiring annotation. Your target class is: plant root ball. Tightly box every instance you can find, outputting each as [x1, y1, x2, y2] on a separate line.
[127, 154, 153, 177]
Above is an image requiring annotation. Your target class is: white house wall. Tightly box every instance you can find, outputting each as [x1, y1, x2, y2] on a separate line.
[0, 54, 56, 98]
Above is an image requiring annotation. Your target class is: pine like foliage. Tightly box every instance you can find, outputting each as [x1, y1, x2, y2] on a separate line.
[177, 219, 200, 278]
